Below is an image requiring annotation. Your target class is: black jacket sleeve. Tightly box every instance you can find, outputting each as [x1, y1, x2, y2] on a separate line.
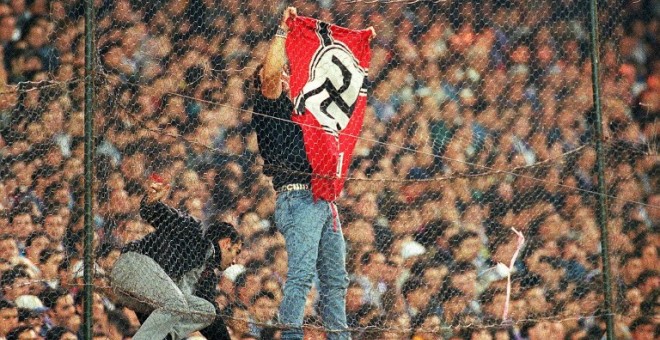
[139, 197, 199, 233]
[195, 267, 218, 303]
[196, 269, 231, 340]
[200, 316, 231, 340]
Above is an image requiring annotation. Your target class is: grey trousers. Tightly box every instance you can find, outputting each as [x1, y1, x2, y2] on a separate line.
[110, 252, 216, 340]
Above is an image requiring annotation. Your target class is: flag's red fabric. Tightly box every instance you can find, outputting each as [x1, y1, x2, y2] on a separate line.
[285, 16, 372, 202]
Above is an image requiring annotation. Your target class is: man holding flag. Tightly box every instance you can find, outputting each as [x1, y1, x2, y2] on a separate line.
[251, 6, 374, 340]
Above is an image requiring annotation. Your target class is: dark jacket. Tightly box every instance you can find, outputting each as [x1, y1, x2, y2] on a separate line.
[122, 198, 217, 281]
[196, 268, 231, 340]
[127, 198, 230, 339]
[251, 92, 312, 188]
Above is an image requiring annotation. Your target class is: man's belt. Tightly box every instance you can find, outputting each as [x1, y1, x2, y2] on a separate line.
[276, 183, 310, 193]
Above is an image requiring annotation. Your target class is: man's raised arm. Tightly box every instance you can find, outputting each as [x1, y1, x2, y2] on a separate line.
[261, 7, 296, 99]
[139, 177, 197, 232]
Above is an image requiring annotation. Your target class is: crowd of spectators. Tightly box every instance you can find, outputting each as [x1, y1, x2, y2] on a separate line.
[0, 0, 657, 339]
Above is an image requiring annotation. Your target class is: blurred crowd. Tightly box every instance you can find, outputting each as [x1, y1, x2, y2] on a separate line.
[0, 0, 658, 339]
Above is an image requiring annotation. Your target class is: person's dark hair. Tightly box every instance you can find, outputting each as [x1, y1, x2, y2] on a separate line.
[0, 233, 15, 242]
[6, 325, 33, 340]
[8, 205, 32, 224]
[401, 277, 425, 298]
[96, 242, 120, 259]
[360, 250, 380, 266]
[538, 255, 563, 269]
[449, 261, 476, 275]
[205, 221, 242, 245]
[348, 279, 362, 291]
[447, 231, 479, 248]
[25, 231, 50, 248]
[39, 247, 62, 264]
[437, 286, 464, 304]
[233, 269, 258, 293]
[264, 245, 284, 265]
[17, 307, 40, 322]
[38, 287, 70, 309]
[640, 289, 660, 314]
[479, 287, 505, 306]
[409, 258, 430, 277]
[244, 259, 265, 271]
[635, 270, 659, 288]
[223, 301, 248, 319]
[57, 257, 71, 273]
[260, 326, 281, 340]
[0, 267, 31, 288]
[629, 316, 654, 332]
[0, 298, 16, 310]
[249, 290, 276, 305]
[45, 326, 75, 340]
[410, 308, 437, 333]
[107, 309, 132, 337]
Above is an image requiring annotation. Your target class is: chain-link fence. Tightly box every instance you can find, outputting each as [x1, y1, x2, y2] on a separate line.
[0, 0, 657, 339]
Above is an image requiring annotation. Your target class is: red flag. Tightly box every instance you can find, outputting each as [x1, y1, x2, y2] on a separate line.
[285, 16, 372, 202]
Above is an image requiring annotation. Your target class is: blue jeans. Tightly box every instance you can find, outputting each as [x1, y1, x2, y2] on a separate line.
[274, 190, 349, 340]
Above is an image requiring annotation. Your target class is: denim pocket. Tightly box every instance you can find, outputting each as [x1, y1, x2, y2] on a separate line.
[274, 193, 294, 234]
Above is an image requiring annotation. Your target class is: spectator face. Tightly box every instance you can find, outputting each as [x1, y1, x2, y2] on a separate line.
[3, 276, 31, 301]
[251, 295, 277, 323]
[454, 236, 481, 262]
[623, 258, 644, 284]
[638, 273, 660, 295]
[13, 328, 38, 340]
[58, 332, 78, 340]
[12, 213, 35, 241]
[492, 237, 520, 264]
[355, 192, 379, 220]
[362, 253, 386, 281]
[345, 219, 375, 246]
[0, 237, 18, 260]
[494, 329, 510, 340]
[219, 239, 242, 270]
[631, 321, 656, 340]
[0, 16, 15, 42]
[484, 292, 506, 318]
[443, 295, 469, 321]
[25, 234, 50, 262]
[303, 325, 325, 340]
[79, 292, 105, 323]
[525, 288, 550, 315]
[380, 315, 410, 340]
[0, 306, 18, 336]
[40, 251, 64, 279]
[423, 266, 448, 294]
[405, 286, 431, 311]
[640, 244, 657, 271]
[43, 215, 66, 242]
[390, 209, 417, 235]
[238, 273, 261, 305]
[471, 329, 493, 340]
[98, 249, 121, 273]
[416, 314, 441, 338]
[346, 284, 364, 313]
[227, 307, 250, 337]
[49, 293, 76, 327]
[536, 262, 564, 288]
[451, 270, 477, 298]
[528, 321, 563, 340]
